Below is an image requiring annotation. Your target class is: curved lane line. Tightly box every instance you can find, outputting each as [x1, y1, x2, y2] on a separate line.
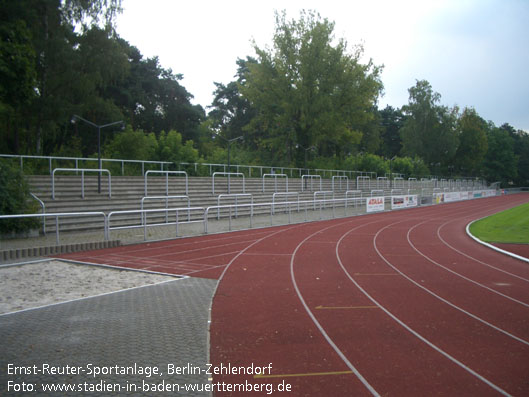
[375, 220, 529, 347]
[407, 220, 529, 307]
[335, 221, 513, 397]
[437, 219, 529, 282]
[290, 219, 383, 397]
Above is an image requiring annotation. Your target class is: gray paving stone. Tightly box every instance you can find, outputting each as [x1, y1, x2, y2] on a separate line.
[0, 277, 217, 396]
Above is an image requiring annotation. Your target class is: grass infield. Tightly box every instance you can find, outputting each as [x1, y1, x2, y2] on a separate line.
[470, 202, 529, 244]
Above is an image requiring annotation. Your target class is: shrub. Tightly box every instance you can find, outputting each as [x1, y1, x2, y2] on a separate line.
[0, 161, 40, 233]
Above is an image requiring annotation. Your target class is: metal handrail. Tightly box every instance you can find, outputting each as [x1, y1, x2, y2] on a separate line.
[0, 154, 170, 175]
[216, 193, 253, 220]
[345, 190, 362, 208]
[107, 207, 204, 241]
[29, 193, 46, 235]
[52, 168, 111, 199]
[357, 176, 371, 190]
[313, 191, 334, 210]
[332, 176, 349, 191]
[272, 192, 300, 214]
[0, 211, 107, 244]
[262, 173, 288, 193]
[301, 175, 322, 192]
[144, 170, 188, 196]
[212, 172, 245, 195]
[141, 195, 191, 224]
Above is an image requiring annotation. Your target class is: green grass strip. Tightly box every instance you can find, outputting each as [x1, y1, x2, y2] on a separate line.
[470, 202, 529, 244]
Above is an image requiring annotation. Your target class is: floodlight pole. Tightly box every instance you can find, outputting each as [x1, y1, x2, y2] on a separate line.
[214, 135, 243, 193]
[71, 115, 124, 193]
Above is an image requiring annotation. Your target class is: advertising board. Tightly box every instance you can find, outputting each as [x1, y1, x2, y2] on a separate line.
[366, 197, 385, 212]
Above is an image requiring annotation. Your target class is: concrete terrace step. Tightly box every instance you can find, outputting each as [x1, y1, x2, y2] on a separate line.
[26, 175, 353, 233]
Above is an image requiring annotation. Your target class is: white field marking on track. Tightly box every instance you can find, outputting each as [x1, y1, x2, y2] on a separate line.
[86, 249, 240, 269]
[89, 237, 264, 262]
[407, 221, 529, 308]
[335, 223, 513, 397]
[375, 220, 529, 347]
[437, 220, 529, 283]
[290, 219, 384, 397]
[85, 229, 275, 258]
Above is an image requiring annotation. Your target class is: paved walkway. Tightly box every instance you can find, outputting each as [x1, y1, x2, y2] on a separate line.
[0, 276, 217, 396]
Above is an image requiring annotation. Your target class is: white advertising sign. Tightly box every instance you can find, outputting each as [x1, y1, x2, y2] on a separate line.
[366, 197, 385, 212]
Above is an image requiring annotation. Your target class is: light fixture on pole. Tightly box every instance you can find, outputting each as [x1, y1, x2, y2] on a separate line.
[213, 134, 243, 170]
[71, 115, 125, 194]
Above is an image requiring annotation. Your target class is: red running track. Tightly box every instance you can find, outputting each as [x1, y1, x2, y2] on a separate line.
[59, 194, 529, 396]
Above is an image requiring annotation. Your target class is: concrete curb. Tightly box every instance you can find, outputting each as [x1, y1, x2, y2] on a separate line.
[0, 240, 121, 263]
[465, 220, 529, 263]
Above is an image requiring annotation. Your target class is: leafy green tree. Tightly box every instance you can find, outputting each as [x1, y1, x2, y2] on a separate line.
[109, 39, 204, 142]
[209, 58, 257, 148]
[400, 80, 459, 167]
[500, 123, 529, 187]
[0, 12, 36, 153]
[240, 10, 383, 166]
[483, 124, 517, 187]
[454, 107, 488, 176]
[378, 106, 405, 158]
[103, 126, 156, 161]
[0, 161, 39, 233]
[155, 130, 199, 164]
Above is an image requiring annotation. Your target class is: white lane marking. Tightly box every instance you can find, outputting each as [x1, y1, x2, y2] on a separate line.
[437, 219, 529, 282]
[335, 224, 513, 397]
[290, 219, 383, 397]
[407, 221, 529, 308]
[375, 221, 529, 347]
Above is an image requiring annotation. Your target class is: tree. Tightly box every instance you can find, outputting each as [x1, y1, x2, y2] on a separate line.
[483, 124, 517, 187]
[400, 80, 459, 167]
[240, 10, 383, 166]
[0, 7, 36, 153]
[209, 57, 257, 148]
[378, 106, 405, 158]
[453, 107, 488, 176]
[109, 38, 204, 141]
[501, 123, 529, 186]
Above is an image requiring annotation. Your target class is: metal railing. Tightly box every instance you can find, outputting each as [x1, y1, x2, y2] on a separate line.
[52, 168, 111, 199]
[0, 154, 170, 175]
[262, 173, 288, 192]
[332, 176, 349, 191]
[216, 194, 253, 220]
[313, 191, 334, 210]
[345, 190, 362, 208]
[0, 212, 107, 245]
[144, 170, 188, 196]
[272, 192, 300, 214]
[1, 188, 500, 250]
[141, 195, 191, 224]
[212, 172, 245, 194]
[301, 175, 322, 192]
[29, 193, 46, 235]
[107, 207, 204, 241]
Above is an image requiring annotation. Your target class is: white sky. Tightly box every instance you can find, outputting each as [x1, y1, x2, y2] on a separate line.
[116, 0, 529, 132]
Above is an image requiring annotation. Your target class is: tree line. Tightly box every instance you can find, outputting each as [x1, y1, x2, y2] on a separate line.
[1, 3, 527, 187]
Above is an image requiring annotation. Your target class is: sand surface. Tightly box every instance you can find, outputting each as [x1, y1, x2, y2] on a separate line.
[0, 260, 177, 315]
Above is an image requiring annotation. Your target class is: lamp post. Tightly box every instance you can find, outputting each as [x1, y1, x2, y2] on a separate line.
[214, 134, 243, 171]
[296, 144, 316, 172]
[71, 115, 124, 193]
[389, 155, 396, 188]
[213, 134, 243, 193]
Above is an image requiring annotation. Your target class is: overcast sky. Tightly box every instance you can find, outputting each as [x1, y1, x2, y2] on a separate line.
[116, 0, 529, 132]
